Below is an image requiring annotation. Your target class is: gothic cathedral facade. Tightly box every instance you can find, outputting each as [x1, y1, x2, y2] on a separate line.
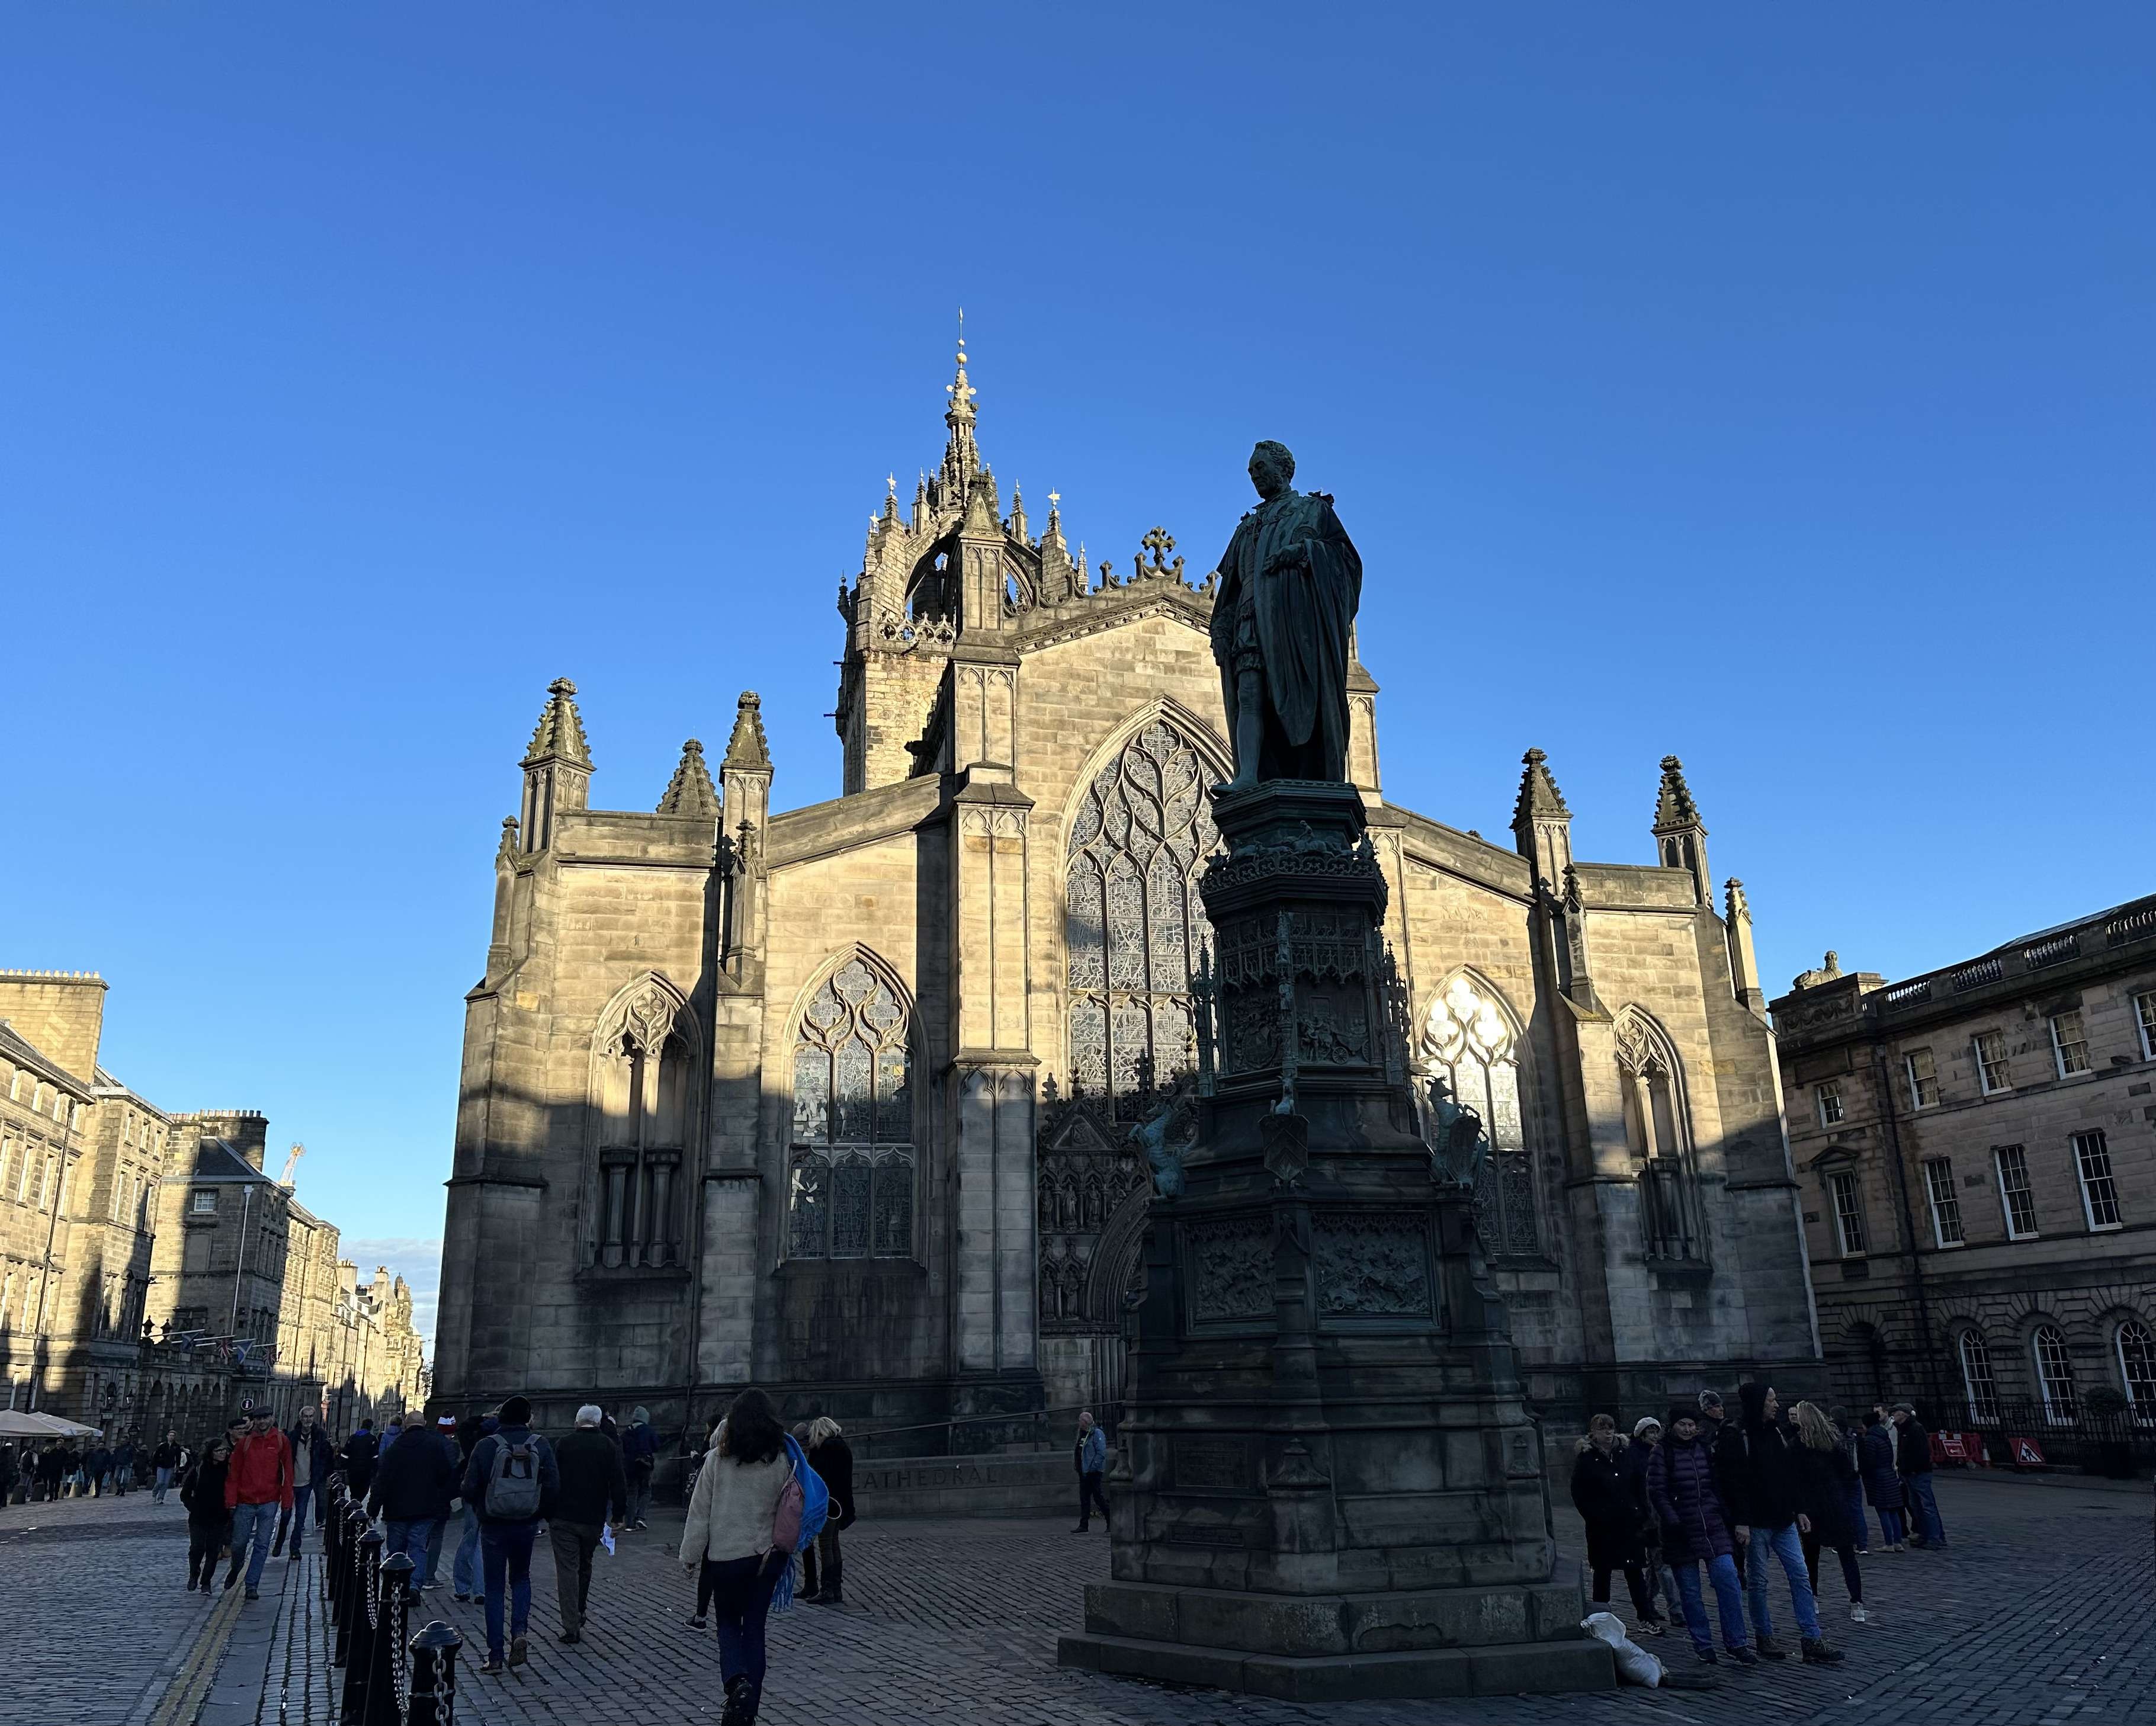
[432, 348, 1821, 1437]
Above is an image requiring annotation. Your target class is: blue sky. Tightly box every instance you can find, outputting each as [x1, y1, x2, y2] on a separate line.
[5, 7, 2151, 1330]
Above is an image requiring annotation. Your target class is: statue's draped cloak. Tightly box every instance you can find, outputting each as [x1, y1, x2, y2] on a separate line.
[1209, 489, 1363, 781]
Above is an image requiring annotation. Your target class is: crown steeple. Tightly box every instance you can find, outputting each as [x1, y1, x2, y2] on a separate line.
[940, 318, 980, 495]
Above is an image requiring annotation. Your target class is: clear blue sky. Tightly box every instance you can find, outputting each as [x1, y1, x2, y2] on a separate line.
[6, 8, 2151, 1327]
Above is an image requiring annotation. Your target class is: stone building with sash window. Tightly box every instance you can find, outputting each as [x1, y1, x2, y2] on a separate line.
[432, 345, 1820, 1439]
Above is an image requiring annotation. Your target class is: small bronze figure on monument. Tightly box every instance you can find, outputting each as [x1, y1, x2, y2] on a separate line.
[1208, 440, 1363, 792]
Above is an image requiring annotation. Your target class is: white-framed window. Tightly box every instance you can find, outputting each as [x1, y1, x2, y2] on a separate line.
[2049, 1010, 2091, 1078]
[1974, 1029, 2012, 1094]
[1923, 1158, 1965, 1246]
[2072, 1130, 2122, 1230]
[1905, 1047, 1940, 1109]
[1994, 1144, 2039, 1239]
[191, 1189, 217, 1215]
[1957, 1329, 2000, 1423]
[2032, 1324, 2078, 1423]
[2117, 1319, 2156, 1417]
[1815, 1080, 1844, 1127]
[2137, 990, 2156, 1061]
[1828, 1169, 1868, 1256]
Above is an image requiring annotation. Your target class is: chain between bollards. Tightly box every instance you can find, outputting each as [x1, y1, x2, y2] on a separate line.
[340, 1521, 383, 1722]
[364, 1553, 415, 1726]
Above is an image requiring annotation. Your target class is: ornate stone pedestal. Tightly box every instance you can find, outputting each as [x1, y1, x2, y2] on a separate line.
[1055, 781, 1611, 1701]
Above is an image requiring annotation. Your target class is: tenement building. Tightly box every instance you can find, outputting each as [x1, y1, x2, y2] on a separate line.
[434, 346, 1821, 1441]
[1771, 895, 2156, 1429]
[0, 970, 425, 1436]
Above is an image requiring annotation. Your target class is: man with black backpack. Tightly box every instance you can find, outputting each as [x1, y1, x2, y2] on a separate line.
[462, 1395, 559, 1676]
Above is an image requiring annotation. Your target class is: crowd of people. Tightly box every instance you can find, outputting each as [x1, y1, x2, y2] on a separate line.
[0, 1429, 180, 1503]
[1570, 1387, 1951, 1668]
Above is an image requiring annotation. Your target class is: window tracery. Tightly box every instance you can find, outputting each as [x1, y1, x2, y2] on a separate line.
[1616, 1007, 1705, 1263]
[1066, 719, 1220, 1119]
[591, 977, 692, 1271]
[788, 957, 916, 1261]
[1420, 973, 1538, 1256]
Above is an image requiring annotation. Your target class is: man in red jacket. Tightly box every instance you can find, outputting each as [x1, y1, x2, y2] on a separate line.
[224, 1403, 294, 1600]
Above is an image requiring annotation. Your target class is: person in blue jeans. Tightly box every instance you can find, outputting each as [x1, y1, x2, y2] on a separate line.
[464, 1397, 559, 1676]
[1645, 1407, 1753, 1663]
[223, 1405, 294, 1600]
[370, 1414, 456, 1578]
[279, 1407, 336, 1559]
[1891, 1406, 1948, 1548]
[451, 1414, 494, 1600]
[1721, 1384, 1845, 1666]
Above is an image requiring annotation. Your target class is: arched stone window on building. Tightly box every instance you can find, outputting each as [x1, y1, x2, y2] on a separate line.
[589, 975, 695, 1271]
[2116, 1318, 2156, 1422]
[788, 955, 916, 1261]
[1421, 973, 1538, 1258]
[1615, 1008, 1706, 1265]
[2031, 1323, 2078, 1424]
[1956, 1327, 2000, 1424]
[1065, 718, 1220, 1121]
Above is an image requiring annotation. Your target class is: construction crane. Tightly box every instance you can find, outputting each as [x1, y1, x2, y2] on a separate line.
[279, 1141, 306, 1188]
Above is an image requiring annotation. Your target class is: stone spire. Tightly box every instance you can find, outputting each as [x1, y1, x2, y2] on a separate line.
[1653, 755, 1701, 832]
[522, 677, 592, 771]
[656, 739, 721, 820]
[1509, 747, 1573, 886]
[517, 676, 592, 854]
[722, 692, 772, 773]
[1008, 482, 1029, 545]
[1651, 754, 1711, 905]
[940, 325, 980, 496]
[1042, 492, 1082, 600]
[1724, 878, 1764, 1010]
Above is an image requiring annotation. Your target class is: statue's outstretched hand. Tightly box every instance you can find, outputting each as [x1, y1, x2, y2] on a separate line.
[1262, 541, 1308, 576]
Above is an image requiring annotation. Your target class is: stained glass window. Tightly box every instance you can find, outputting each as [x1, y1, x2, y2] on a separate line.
[788, 957, 915, 1260]
[1065, 720, 1220, 1119]
[1421, 973, 1538, 1256]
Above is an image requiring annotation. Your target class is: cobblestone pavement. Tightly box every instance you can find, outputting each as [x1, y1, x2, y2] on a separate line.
[6, 1474, 2149, 1725]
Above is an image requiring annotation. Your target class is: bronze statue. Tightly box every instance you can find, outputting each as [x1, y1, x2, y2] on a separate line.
[1208, 440, 1363, 792]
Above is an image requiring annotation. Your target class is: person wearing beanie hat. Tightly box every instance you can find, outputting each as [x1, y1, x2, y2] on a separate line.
[416, 1416, 463, 1590]
[1645, 1405, 1751, 1664]
[1624, 1416, 1678, 1629]
[463, 1395, 559, 1674]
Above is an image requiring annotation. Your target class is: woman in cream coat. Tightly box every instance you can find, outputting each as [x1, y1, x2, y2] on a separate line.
[679, 1388, 793, 1726]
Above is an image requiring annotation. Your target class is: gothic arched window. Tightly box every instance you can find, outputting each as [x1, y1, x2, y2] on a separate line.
[591, 976, 694, 1271]
[1422, 973, 1538, 1256]
[1616, 1007, 1706, 1264]
[2116, 1319, 2156, 1417]
[788, 957, 915, 1261]
[1066, 718, 1220, 1119]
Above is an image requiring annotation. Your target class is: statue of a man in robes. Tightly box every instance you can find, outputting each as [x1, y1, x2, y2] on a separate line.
[1208, 440, 1363, 793]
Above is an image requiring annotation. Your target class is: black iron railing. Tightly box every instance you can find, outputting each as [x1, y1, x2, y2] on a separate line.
[1932, 1399, 2155, 1477]
[322, 1474, 463, 1725]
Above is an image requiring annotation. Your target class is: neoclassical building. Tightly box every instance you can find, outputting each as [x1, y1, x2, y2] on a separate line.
[432, 347, 1820, 1438]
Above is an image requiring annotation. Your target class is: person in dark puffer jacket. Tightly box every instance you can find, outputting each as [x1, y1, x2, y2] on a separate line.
[1569, 1414, 1660, 1632]
[1646, 1406, 1753, 1664]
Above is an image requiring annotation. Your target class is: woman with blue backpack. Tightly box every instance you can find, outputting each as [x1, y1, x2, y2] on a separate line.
[679, 1388, 828, 1726]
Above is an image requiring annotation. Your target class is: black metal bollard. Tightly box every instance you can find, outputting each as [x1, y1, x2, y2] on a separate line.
[322, 1480, 345, 1615]
[333, 1501, 369, 1669]
[407, 1620, 463, 1726]
[364, 1553, 414, 1726]
[339, 1526, 382, 1723]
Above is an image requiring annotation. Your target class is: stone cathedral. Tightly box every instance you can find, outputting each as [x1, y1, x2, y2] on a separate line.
[432, 344, 1821, 1442]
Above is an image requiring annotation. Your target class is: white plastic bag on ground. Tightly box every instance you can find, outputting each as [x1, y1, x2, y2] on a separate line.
[1583, 1610, 1664, 1686]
